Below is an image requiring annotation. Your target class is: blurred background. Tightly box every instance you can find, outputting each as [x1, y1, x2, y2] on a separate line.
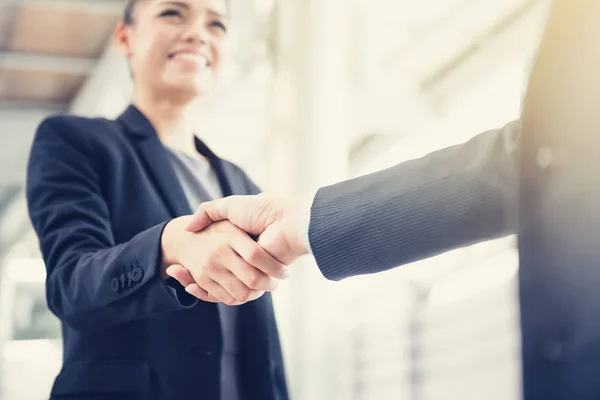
[0, 0, 550, 399]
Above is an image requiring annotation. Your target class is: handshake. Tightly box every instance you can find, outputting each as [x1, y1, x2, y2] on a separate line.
[160, 193, 310, 305]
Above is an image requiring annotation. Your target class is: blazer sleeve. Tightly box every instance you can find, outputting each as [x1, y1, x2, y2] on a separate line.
[26, 117, 195, 331]
[309, 119, 521, 280]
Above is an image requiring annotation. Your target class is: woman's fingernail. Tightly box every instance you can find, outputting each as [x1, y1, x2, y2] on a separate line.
[282, 269, 291, 279]
[166, 266, 174, 277]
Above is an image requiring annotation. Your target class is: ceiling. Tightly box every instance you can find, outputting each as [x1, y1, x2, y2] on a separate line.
[0, 0, 123, 109]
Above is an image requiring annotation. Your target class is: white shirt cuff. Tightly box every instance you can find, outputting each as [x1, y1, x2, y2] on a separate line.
[299, 190, 318, 254]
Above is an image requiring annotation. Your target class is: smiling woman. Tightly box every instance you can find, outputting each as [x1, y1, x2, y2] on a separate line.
[25, 0, 289, 399]
[116, 0, 230, 102]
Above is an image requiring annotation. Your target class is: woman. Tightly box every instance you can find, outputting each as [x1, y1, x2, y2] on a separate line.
[26, 0, 289, 399]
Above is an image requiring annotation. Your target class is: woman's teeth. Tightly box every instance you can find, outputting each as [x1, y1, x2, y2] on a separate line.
[173, 53, 208, 65]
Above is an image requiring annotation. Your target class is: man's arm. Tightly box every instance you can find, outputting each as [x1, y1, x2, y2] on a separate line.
[309, 120, 520, 280]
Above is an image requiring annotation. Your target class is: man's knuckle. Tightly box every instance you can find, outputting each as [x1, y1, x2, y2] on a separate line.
[218, 240, 233, 253]
[247, 272, 261, 288]
[206, 246, 225, 262]
[248, 290, 262, 301]
[204, 295, 218, 303]
[237, 288, 251, 302]
[225, 297, 237, 306]
[267, 276, 279, 288]
[203, 262, 218, 275]
[247, 246, 262, 264]
[188, 269, 202, 282]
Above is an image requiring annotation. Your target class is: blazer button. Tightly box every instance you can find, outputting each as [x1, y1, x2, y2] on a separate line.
[110, 277, 120, 293]
[205, 350, 213, 356]
[131, 267, 143, 283]
[542, 340, 562, 361]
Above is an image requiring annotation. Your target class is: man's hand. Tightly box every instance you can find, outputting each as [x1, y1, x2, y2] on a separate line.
[161, 216, 288, 305]
[184, 193, 310, 265]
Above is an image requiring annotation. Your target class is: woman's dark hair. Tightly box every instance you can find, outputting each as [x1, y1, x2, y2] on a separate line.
[123, 0, 143, 25]
[124, 0, 230, 25]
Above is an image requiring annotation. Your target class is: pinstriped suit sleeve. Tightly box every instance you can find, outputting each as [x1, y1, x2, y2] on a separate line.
[309, 120, 521, 281]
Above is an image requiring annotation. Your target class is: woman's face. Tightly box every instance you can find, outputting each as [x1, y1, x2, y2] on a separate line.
[116, 0, 229, 101]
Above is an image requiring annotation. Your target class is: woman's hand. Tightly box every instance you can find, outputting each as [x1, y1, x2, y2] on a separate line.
[161, 216, 289, 305]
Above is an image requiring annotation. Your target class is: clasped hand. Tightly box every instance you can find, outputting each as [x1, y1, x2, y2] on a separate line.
[161, 194, 309, 305]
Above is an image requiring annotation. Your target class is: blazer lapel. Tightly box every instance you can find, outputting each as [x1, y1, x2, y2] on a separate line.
[117, 105, 192, 217]
[194, 136, 234, 197]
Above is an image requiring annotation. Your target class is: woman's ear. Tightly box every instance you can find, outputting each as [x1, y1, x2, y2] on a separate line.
[113, 23, 133, 57]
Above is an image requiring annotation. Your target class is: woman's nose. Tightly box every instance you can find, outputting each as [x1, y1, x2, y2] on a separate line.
[182, 20, 209, 44]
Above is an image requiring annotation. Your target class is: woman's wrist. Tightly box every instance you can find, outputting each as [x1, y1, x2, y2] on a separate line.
[160, 218, 182, 280]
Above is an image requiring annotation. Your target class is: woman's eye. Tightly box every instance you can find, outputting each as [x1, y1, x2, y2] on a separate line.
[210, 20, 227, 32]
[160, 9, 183, 18]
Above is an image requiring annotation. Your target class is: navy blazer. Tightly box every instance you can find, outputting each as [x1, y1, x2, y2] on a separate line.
[26, 105, 288, 400]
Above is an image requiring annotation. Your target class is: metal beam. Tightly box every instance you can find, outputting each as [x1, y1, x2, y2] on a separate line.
[0, 3, 20, 50]
[5, 0, 125, 16]
[0, 51, 96, 75]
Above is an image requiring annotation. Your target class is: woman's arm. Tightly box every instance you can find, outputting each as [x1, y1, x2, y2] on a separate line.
[26, 117, 195, 330]
[27, 117, 284, 330]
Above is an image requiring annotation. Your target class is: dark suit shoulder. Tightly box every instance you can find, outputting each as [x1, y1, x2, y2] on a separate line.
[30, 115, 128, 181]
[36, 114, 120, 146]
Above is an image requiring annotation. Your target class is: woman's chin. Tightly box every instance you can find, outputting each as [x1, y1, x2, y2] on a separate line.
[160, 83, 202, 102]
[163, 77, 214, 101]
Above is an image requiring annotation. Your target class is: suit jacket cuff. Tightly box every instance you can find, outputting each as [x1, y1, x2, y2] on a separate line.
[299, 190, 318, 254]
[162, 278, 198, 307]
